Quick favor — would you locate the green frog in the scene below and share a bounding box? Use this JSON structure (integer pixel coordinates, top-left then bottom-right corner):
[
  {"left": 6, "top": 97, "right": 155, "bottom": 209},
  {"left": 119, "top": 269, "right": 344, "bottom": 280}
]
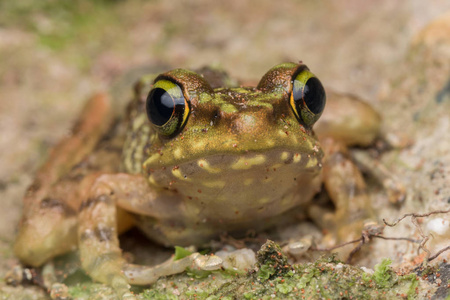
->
[{"left": 13, "top": 63, "right": 382, "bottom": 299}]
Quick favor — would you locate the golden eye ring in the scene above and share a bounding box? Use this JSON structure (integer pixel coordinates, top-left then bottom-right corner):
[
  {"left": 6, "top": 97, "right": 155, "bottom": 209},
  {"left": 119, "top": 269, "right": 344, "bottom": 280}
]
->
[
  {"left": 146, "top": 79, "right": 190, "bottom": 137},
  {"left": 289, "top": 68, "right": 326, "bottom": 127}
]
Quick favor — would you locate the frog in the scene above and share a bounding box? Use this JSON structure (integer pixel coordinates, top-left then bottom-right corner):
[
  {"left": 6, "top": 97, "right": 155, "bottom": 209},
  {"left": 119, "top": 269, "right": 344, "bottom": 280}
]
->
[{"left": 13, "top": 62, "right": 384, "bottom": 299}]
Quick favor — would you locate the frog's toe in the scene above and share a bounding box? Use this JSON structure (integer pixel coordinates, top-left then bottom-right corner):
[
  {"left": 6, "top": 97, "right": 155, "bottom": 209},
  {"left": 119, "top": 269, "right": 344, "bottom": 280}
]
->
[
  {"left": 49, "top": 283, "right": 69, "bottom": 300},
  {"left": 110, "top": 275, "right": 134, "bottom": 300},
  {"left": 123, "top": 252, "right": 223, "bottom": 285}
]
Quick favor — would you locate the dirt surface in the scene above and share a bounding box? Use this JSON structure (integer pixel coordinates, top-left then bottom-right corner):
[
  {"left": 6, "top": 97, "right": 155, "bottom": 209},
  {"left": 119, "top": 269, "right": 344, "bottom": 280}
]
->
[{"left": 1, "top": 1, "right": 449, "bottom": 299}]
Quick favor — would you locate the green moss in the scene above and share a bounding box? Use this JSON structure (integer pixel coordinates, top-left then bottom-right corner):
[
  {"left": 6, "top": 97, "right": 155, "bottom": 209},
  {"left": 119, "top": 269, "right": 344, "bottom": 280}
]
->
[
  {"left": 141, "top": 241, "right": 427, "bottom": 299},
  {"left": 257, "top": 264, "right": 276, "bottom": 281},
  {"left": 403, "top": 274, "right": 419, "bottom": 300},
  {"left": 174, "top": 246, "right": 192, "bottom": 260},
  {"left": 142, "top": 289, "right": 179, "bottom": 300},
  {"left": 255, "top": 240, "right": 292, "bottom": 280},
  {"left": 373, "top": 258, "right": 394, "bottom": 288},
  {"left": 276, "top": 282, "right": 293, "bottom": 294},
  {"left": 186, "top": 267, "right": 213, "bottom": 280},
  {"left": 68, "top": 282, "right": 117, "bottom": 299},
  {"left": 417, "top": 264, "right": 439, "bottom": 276}
]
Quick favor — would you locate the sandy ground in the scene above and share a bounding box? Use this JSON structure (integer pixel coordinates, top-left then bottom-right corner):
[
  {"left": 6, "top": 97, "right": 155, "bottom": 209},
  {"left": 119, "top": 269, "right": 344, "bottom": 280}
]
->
[{"left": 0, "top": 0, "right": 449, "bottom": 299}]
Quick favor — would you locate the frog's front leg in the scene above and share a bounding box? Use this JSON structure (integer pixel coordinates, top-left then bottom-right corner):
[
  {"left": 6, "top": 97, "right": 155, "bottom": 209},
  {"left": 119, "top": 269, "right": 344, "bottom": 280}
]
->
[
  {"left": 78, "top": 173, "right": 222, "bottom": 298},
  {"left": 78, "top": 175, "right": 130, "bottom": 298}
]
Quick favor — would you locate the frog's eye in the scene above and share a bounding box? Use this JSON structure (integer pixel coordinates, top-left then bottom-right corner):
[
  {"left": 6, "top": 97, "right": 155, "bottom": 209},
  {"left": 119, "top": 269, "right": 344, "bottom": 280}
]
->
[
  {"left": 289, "top": 68, "right": 326, "bottom": 127},
  {"left": 146, "top": 79, "right": 190, "bottom": 137}
]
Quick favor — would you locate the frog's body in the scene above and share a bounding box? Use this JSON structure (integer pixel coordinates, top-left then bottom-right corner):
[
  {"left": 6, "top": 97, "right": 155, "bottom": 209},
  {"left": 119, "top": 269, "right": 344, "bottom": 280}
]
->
[{"left": 14, "top": 63, "right": 381, "bottom": 298}]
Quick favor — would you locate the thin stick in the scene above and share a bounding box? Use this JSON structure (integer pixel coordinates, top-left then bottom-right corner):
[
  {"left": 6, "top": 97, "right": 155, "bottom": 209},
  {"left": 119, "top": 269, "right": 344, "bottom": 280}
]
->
[{"left": 310, "top": 209, "right": 449, "bottom": 264}]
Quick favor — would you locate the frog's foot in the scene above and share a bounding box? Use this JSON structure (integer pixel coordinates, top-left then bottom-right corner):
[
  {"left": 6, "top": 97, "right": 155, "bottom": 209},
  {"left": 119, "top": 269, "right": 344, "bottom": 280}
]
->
[
  {"left": 308, "top": 204, "right": 366, "bottom": 246},
  {"left": 312, "top": 213, "right": 384, "bottom": 262},
  {"left": 338, "top": 221, "right": 385, "bottom": 262},
  {"left": 123, "top": 253, "right": 223, "bottom": 285}
]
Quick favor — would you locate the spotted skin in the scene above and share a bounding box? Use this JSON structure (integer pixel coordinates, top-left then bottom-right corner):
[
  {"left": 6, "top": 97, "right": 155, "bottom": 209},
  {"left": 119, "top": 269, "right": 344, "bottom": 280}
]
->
[{"left": 14, "top": 63, "right": 383, "bottom": 298}]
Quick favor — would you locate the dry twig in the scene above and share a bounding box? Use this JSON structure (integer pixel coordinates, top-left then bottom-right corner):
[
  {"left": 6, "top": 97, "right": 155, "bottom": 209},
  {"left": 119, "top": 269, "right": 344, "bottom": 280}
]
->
[
  {"left": 383, "top": 209, "right": 450, "bottom": 264},
  {"left": 310, "top": 209, "right": 450, "bottom": 264}
]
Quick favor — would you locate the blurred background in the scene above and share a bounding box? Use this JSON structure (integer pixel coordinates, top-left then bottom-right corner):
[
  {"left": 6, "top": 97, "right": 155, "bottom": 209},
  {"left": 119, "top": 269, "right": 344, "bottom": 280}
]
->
[{"left": 1, "top": 0, "right": 450, "bottom": 298}]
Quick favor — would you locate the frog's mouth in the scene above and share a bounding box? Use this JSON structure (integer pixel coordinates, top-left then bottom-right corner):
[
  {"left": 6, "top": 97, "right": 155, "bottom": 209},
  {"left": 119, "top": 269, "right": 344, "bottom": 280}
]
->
[{"left": 145, "top": 148, "right": 323, "bottom": 192}]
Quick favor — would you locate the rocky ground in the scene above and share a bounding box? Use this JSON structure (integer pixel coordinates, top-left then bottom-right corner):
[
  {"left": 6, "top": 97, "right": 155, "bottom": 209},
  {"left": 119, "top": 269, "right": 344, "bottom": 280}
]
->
[{"left": 0, "top": 1, "right": 449, "bottom": 299}]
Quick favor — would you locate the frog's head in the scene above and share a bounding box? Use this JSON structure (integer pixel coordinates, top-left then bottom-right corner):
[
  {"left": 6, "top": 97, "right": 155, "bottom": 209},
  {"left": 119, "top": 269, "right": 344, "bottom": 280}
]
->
[{"left": 124, "top": 63, "right": 326, "bottom": 207}]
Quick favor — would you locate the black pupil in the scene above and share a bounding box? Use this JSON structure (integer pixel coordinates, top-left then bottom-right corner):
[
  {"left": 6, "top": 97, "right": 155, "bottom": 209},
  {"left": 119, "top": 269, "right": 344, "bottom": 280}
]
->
[
  {"left": 302, "top": 77, "right": 325, "bottom": 114},
  {"left": 294, "top": 77, "right": 326, "bottom": 115},
  {"left": 146, "top": 87, "right": 178, "bottom": 126}
]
